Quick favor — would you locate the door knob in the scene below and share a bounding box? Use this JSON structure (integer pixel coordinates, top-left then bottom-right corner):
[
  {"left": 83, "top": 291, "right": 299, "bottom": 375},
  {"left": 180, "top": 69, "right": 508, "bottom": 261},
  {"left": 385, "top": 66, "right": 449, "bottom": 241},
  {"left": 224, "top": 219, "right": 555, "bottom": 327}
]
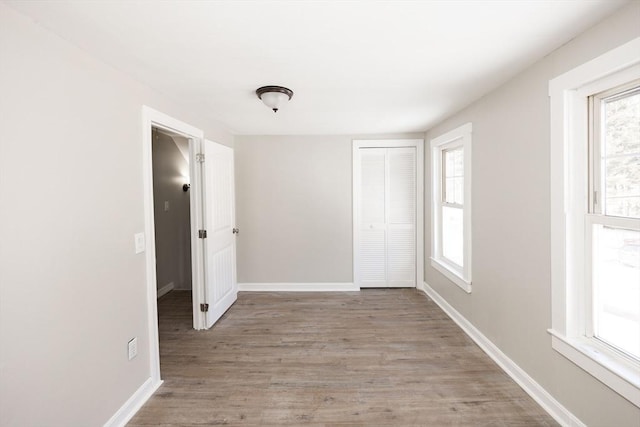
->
[{"left": 232, "top": 228, "right": 240, "bottom": 234}]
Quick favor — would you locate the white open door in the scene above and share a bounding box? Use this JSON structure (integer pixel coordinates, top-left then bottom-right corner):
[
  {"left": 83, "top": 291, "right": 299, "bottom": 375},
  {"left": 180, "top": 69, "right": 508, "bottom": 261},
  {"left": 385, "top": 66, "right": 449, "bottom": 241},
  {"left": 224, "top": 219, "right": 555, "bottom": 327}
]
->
[{"left": 201, "top": 139, "right": 238, "bottom": 328}]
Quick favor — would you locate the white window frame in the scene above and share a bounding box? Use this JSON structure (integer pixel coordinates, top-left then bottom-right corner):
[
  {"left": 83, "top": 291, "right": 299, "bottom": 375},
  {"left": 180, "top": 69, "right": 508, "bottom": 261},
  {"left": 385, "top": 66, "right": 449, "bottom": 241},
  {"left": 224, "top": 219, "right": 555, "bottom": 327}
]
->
[
  {"left": 587, "top": 81, "right": 640, "bottom": 352},
  {"left": 549, "top": 37, "right": 640, "bottom": 407},
  {"left": 430, "top": 123, "right": 472, "bottom": 293}
]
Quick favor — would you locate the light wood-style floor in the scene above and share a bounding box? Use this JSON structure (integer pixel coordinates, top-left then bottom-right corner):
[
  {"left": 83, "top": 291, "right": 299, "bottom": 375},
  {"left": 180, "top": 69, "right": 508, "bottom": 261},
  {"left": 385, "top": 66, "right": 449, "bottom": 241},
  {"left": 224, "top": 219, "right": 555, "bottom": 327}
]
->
[{"left": 128, "top": 289, "right": 558, "bottom": 426}]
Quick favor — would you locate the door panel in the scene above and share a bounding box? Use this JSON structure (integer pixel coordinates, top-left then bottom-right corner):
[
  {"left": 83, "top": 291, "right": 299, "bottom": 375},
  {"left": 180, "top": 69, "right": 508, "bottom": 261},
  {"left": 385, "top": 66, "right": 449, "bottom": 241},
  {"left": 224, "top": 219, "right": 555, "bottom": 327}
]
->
[
  {"left": 361, "top": 149, "right": 386, "bottom": 225},
  {"left": 359, "top": 149, "right": 387, "bottom": 286},
  {"left": 388, "top": 148, "right": 416, "bottom": 287},
  {"left": 388, "top": 226, "right": 415, "bottom": 286},
  {"left": 389, "top": 149, "right": 416, "bottom": 225},
  {"left": 360, "top": 228, "right": 387, "bottom": 286},
  {"left": 212, "top": 247, "right": 233, "bottom": 298},
  {"left": 202, "top": 140, "right": 237, "bottom": 328}
]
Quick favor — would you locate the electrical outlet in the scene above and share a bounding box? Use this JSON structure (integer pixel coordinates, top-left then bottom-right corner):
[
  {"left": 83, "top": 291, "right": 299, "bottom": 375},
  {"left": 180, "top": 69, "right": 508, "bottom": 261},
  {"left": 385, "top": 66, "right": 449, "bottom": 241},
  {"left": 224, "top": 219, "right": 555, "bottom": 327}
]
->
[{"left": 128, "top": 337, "right": 138, "bottom": 360}]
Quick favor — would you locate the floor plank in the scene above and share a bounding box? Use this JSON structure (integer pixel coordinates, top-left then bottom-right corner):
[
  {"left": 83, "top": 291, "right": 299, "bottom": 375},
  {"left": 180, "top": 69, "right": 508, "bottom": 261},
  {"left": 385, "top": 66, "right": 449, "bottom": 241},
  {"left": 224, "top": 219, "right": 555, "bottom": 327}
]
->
[{"left": 128, "top": 289, "right": 557, "bottom": 426}]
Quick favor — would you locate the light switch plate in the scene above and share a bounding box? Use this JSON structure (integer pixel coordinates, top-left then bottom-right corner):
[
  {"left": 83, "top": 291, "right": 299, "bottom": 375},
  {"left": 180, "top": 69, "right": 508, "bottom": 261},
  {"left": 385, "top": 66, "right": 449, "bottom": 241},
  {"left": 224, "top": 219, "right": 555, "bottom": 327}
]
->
[
  {"left": 128, "top": 337, "right": 138, "bottom": 360},
  {"left": 164, "top": 201, "right": 170, "bottom": 212},
  {"left": 134, "top": 233, "right": 145, "bottom": 254}
]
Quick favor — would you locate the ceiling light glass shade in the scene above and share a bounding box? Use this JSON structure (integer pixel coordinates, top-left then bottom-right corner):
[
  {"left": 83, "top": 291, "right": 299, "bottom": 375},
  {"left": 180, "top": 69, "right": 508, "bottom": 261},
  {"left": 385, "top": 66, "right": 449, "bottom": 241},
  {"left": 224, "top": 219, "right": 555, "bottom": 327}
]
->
[
  {"left": 260, "top": 91, "right": 289, "bottom": 111},
  {"left": 256, "top": 86, "right": 293, "bottom": 112}
]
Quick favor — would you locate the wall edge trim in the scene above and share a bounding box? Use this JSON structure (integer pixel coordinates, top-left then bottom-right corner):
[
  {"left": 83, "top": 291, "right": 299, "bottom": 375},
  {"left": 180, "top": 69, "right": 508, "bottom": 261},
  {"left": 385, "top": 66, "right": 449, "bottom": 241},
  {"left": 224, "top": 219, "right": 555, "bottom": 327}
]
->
[{"left": 418, "top": 281, "right": 586, "bottom": 427}]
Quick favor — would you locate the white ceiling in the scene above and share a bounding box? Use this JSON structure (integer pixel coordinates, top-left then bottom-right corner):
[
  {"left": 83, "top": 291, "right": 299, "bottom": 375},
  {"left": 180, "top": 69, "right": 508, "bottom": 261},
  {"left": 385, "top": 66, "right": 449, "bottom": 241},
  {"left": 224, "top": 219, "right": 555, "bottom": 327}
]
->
[{"left": 6, "top": 0, "right": 628, "bottom": 135}]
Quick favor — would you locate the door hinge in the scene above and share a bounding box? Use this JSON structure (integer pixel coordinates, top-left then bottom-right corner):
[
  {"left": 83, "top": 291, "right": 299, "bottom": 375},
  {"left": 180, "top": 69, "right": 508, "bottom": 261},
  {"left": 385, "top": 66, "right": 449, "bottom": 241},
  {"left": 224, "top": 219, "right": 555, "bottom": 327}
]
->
[
  {"left": 200, "top": 303, "right": 209, "bottom": 312},
  {"left": 196, "top": 153, "right": 205, "bottom": 163},
  {"left": 198, "top": 229, "right": 207, "bottom": 239}
]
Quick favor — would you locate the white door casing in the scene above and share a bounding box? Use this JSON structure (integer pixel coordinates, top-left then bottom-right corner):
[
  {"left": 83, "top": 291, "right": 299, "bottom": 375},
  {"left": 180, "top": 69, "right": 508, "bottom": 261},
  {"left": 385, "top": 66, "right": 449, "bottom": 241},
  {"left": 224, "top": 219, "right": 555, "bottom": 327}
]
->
[
  {"left": 353, "top": 140, "right": 424, "bottom": 288},
  {"left": 142, "top": 106, "right": 205, "bottom": 385},
  {"left": 202, "top": 139, "right": 238, "bottom": 328}
]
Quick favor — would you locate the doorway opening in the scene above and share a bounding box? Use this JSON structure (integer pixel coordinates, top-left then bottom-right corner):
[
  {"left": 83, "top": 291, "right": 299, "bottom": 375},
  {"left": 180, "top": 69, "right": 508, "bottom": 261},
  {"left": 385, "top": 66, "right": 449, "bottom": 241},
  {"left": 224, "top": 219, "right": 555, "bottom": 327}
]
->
[
  {"left": 151, "top": 127, "right": 194, "bottom": 337},
  {"left": 142, "top": 106, "right": 239, "bottom": 387},
  {"left": 142, "top": 106, "right": 206, "bottom": 386}
]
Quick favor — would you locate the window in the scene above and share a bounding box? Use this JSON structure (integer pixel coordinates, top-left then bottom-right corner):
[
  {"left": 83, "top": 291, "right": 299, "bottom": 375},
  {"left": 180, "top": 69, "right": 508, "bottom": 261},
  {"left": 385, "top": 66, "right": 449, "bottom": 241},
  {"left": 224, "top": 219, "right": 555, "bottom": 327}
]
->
[
  {"left": 430, "top": 123, "right": 472, "bottom": 292},
  {"left": 589, "top": 82, "right": 640, "bottom": 361},
  {"left": 549, "top": 37, "right": 640, "bottom": 407}
]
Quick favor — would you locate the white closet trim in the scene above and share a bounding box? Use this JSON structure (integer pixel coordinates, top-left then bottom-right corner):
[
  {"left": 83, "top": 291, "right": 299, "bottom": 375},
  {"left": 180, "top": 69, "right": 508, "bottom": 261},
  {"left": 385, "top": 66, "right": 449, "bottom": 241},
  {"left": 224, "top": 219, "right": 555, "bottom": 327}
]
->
[{"left": 352, "top": 139, "right": 424, "bottom": 289}]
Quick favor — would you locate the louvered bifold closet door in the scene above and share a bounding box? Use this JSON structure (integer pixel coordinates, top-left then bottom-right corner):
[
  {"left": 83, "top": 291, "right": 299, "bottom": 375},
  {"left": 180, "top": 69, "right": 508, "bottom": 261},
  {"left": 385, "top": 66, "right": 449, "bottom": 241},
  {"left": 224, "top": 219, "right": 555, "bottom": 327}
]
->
[
  {"left": 359, "top": 148, "right": 387, "bottom": 286},
  {"left": 358, "top": 147, "right": 416, "bottom": 288},
  {"left": 387, "top": 147, "right": 416, "bottom": 286}
]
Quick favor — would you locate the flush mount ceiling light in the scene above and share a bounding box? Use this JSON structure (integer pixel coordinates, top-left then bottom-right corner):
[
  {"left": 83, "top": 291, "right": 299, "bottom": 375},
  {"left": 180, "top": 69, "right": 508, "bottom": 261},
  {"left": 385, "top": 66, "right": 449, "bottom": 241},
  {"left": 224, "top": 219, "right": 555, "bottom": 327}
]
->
[{"left": 256, "top": 85, "right": 293, "bottom": 112}]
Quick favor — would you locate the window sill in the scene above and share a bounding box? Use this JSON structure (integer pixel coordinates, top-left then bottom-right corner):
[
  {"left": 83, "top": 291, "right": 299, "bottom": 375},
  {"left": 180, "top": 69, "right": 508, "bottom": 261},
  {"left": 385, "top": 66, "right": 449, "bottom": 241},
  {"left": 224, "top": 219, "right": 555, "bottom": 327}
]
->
[
  {"left": 548, "top": 329, "right": 640, "bottom": 407},
  {"left": 430, "top": 257, "right": 471, "bottom": 293}
]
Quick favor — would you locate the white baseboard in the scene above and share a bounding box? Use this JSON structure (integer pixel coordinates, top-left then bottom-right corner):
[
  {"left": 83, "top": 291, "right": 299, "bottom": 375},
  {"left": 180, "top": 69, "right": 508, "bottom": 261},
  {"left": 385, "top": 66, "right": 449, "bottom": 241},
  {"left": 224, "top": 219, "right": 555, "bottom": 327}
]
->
[
  {"left": 157, "top": 282, "right": 174, "bottom": 299},
  {"left": 238, "top": 282, "right": 359, "bottom": 292},
  {"left": 420, "top": 281, "right": 585, "bottom": 427},
  {"left": 103, "top": 377, "right": 162, "bottom": 427}
]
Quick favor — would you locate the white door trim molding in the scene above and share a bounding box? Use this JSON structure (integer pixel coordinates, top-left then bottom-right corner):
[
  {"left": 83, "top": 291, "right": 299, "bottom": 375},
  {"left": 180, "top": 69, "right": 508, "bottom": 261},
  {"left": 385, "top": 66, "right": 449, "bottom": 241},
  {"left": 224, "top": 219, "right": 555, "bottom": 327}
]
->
[
  {"left": 352, "top": 139, "right": 424, "bottom": 289},
  {"left": 238, "top": 282, "right": 360, "bottom": 292},
  {"left": 418, "top": 282, "right": 586, "bottom": 427},
  {"left": 141, "top": 106, "right": 204, "bottom": 386}
]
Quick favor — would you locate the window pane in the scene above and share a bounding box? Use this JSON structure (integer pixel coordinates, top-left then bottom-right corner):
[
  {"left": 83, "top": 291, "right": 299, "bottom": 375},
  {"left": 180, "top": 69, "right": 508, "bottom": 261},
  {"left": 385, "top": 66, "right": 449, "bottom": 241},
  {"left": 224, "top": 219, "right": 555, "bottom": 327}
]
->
[
  {"left": 443, "top": 148, "right": 463, "bottom": 178},
  {"left": 442, "top": 206, "right": 463, "bottom": 267},
  {"left": 454, "top": 177, "right": 463, "bottom": 205},
  {"left": 605, "top": 155, "right": 640, "bottom": 218},
  {"left": 454, "top": 148, "right": 464, "bottom": 176},
  {"left": 605, "top": 196, "right": 640, "bottom": 219},
  {"left": 592, "top": 225, "right": 640, "bottom": 360},
  {"left": 605, "top": 90, "right": 640, "bottom": 156},
  {"left": 444, "top": 177, "right": 464, "bottom": 205},
  {"left": 443, "top": 148, "right": 464, "bottom": 205},
  {"left": 602, "top": 89, "right": 640, "bottom": 218},
  {"left": 445, "top": 178, "right": 456, "bottom": 204},
  {"left": 444, "top": 149, "right": 456, "bottom": 177}
]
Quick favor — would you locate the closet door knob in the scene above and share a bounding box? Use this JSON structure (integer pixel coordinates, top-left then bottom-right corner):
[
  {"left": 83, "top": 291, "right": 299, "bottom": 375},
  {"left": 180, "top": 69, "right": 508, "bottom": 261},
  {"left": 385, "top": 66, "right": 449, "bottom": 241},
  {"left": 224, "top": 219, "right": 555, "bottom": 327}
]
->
[{"left": 232, "top": 228, "right": 240, "bottom": 234}]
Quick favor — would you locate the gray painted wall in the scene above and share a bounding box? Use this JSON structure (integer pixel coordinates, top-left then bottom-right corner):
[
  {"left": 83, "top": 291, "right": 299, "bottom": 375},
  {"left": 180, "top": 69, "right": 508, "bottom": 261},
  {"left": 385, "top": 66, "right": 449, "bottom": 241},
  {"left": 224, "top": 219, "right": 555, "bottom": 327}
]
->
[
  {"left": 152, "top": 131, "right": 192, "bottom": 292},
  {"left": 0, "top": 4, "right": 232, "bottom": 426},
  {"left": 234, "top": 134, "right": 422, "bottom": 284},
  {"left": 423, "top": 3, "right": 640, "bottom": 426}
]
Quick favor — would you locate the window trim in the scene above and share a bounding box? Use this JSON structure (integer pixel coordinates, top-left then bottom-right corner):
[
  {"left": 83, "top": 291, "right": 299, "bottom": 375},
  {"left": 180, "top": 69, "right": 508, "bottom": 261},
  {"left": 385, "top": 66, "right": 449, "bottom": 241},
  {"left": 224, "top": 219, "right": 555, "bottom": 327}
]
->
[
  {"left": 549, "top": 37, "right": 640, "bottom": 407},
  {"left": 430, "top": 123, "right": 472, "bottom": 293}
]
